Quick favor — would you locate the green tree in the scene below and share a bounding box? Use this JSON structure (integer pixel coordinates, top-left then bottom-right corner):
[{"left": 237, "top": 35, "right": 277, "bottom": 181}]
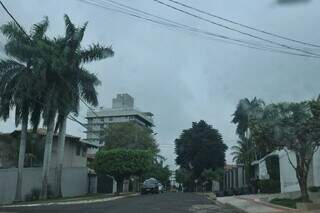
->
[
  {"left": 200, "top": 168, "right": 224, "bottom": 183},
  {"left": 232, "top": 97, "right": 264, "bottom": 139},
  {"left": 52, "top": 15, "right": 114, "bottom": 198},
  {"left": 231, "top": 137, "right": 256, "bottom": 182},
  {"left": 250, "top": 100, "right": 320, "bottom": 202},
  {"left": 231, "top": 137, "right": 255, "bottom": 164},
  {"left": 95, "top": 149, "right": 153, "bottom": 195},
  {"left": 175, "top": 167, "right": 193, "bottom": 191},
  {"left": 104, "top": 122, "right": 158, "bottom": 154},
  {"left": 175, "top": 120, "right": 227, "bottom": 179},
  {"left": 0, "top": 18, "right": 49, "bottom": 201}
]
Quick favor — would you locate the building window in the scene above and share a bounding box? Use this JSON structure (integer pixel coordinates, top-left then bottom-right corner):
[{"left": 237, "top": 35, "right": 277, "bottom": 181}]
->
[
  {"left": 82, "top": 146, "right": 87, "bottom": 157},
  {"left": 109, "top": 117, "right": 113, "bottom": 121},
  {"left": 76, "top": 144, "right": 81, "bottom": 156}
]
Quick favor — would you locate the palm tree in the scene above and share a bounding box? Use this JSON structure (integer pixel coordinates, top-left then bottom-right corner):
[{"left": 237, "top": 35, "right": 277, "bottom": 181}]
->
[
  {"left": 50, "top": 15, "right": 114, "bottom": 197},
  {"left": 0, "top": 18, "right": 48, "bottom": 201},
  {"left": 231, "top": 137, "right": 256, "bottom": 183},
  {"left": 232, "top": 97, "right": 264, "bottom": 139},
  {"left": 231, "top": 137, "right": 255, "bottom": 164}
]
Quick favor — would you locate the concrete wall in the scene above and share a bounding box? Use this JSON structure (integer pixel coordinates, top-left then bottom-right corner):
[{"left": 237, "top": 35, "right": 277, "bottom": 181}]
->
[
  {"left": 0, "top": 167, "right": 88, "bottom": 205},
  {"left": 312, "top": 149, "right": 320, "bottom": 187},
  {"left": 237, "top": 166, "right": 245, "bottom": 188},
  {"left": 278, "top": 149, "right": 320, "bottom": 193},
  {"left": 279, "top": 150, "right": 299, "bottom": 193}
]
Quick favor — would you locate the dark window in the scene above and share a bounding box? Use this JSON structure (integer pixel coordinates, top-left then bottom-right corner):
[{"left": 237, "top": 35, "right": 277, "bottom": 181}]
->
[
  {"left": 82, "top": 146, "right": 87, "bottom": 157},
  {"left": 109, "top": 117, "right": 113, "bottom": 121},
  {"left": 76, "top": 144, "right": 81, "bottom": 156}
]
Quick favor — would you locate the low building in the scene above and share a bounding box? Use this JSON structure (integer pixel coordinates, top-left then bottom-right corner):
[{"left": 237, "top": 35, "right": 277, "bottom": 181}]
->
[
  {"left": 0, "top": 129, "right": 97, "bottom": 205},
  {"left": 0, "top": 129, "right": 94, "bottom": 169}
]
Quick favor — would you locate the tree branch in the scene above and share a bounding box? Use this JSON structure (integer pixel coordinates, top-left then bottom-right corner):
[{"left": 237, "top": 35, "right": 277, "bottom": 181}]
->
[{"left": 284, "top": 148, "right": 297, "bottom": 170}]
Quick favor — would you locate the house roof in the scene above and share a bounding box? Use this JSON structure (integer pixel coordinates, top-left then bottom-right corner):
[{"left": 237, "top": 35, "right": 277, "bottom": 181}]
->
[
  {"left": 251, "top": 150, "right": 280, "bottom": 166},
  {"left": 0, "top": 129, "right": 98, "bottom": 148}
]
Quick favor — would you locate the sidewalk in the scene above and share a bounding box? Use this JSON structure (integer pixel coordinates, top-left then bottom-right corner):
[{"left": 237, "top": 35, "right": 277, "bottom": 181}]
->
[
  {"left": 217, "top": 195, "right": 296, "bottom": 213},
  {"left": 215, "top": 194, "right": 320, "bottom": 213}
]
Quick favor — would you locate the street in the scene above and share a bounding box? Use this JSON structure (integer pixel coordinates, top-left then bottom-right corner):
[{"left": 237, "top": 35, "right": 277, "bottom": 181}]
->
[{"left": 0, "top": 193, "right": 238, "bottom": 213}]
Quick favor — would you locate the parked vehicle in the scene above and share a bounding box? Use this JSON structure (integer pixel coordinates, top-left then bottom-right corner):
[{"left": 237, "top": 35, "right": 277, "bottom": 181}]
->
[{"left": 141, "top": 178, "right": 160, "bottom": 194}]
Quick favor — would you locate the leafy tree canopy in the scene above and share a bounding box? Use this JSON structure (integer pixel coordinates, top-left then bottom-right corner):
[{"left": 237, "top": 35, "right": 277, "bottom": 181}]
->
[
  {"left": 248, "top": 99, "right": 320, "bottom": 201},
  {"left": 231, "top": 97, "right": 264, "bottom": 139},
  {"left": 175, "top": 167, "right": 192, "bottom": 185},
  {"left": 94, "top": 149, "right": 153, "bottom": 183},
  {"left": 103, "top": 122, "right": 159, "bottom": 154},
  {"left": 200, "top": 168, "right": 224, "bottom": 183},
  {"left": 175, "top": 120, "right": 227, "bottom": 178}
]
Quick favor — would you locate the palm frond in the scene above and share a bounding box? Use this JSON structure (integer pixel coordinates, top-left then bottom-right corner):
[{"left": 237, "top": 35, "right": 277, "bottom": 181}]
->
[
  {"left": 78, "top": 67, "right": 100, "bottom": 107},
  {"left": 80, "top": 44, "right": 114, "bottom": 63},
  {"left": 75, "top": 21, "right": 88, "bottom": 43},
  {"left": 64, "top": 15, "right": 76, "bottom": 40},
  {"left": 0, "top": 21, "right": 29, "bottom": 43},
  {"left": 31, "top": 16, "right": 49, "bottom": 40}
]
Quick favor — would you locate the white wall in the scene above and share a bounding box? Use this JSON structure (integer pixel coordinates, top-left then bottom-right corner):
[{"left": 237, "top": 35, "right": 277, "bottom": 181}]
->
[
  {"left": 312, "top": 149, "right": 320, "bottom": 187},
  {"left": 278, "top": 149, "right": 320, "bottom": 193},
  {"left": 49, "top": 140, "right": 87, "bottom": 168},
  {"left": 0, "top": 167, "right": 88, "bottom": 205},
  {"left": 279, "top": 149, "right": 300, "bottom": 193}
]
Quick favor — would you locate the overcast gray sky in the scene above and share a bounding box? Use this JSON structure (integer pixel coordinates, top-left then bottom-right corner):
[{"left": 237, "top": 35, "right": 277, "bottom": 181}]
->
[{"left": 1, "top": 0, "right": 320, "bottom": 169}]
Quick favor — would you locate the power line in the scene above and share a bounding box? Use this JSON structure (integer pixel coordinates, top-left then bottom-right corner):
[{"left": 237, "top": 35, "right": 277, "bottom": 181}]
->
[
  {"left": 0, "top": 1, "right": 30, "bottom": 39},
  {"left": 152, "top": 0, "right": 320, "bottom": 57},
  {"left": 166, "top": 0, "right": 320, "bottom": 49},
  {"left": 99, "top": 0, "right": 320, "bottom": 58},
  {"left": 78, "top": 0, "right": 319, "bottom": 58},
  {"left": 101, "top": 0, "right": 287, "bottom": 50}
]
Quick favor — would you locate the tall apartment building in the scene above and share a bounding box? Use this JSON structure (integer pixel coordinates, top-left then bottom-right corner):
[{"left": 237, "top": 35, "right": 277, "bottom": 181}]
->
[{"left": 85, "top": 94, "right": 154, "bottom": 148}]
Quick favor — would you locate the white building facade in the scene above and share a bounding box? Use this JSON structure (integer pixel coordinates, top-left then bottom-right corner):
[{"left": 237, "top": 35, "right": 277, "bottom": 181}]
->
[
  {"left": 85, "top": 94, "right": 154, "bottom": 150},
  {"left": 252, "top": 148, "right": 320, "bottom": 193}
]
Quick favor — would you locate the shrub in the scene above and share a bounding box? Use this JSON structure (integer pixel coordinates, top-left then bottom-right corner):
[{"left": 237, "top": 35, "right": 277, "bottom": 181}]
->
[
  {"left": 266, "top": 156, "right": 280, "bottom": 180},
  {"left": 258, "top": 179, "right": 280, "bottom": 193},
  {"left": 308, "top": 186, "right": 320, "bottom": 192},
  {"left": 270, "top": 198, "right": 297, "bottom": 209},
  {"left": 25, "top": 188, "right": 41, "bottom": 201},
  {"left": 47, "top": 184, "right": 55, "bottom": 199}
]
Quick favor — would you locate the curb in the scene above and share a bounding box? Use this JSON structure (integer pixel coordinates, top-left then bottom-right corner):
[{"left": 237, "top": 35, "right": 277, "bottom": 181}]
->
[
  {"left": 2, "top": 193, "right": 139, "bottom": 208},
  {"left": 213, "top": 198, "right": 247, "bottom": 213},
  {"left": 201, "top": 193, "right": 247, "bottom": 213},
  {"left": 238, "top": 197, "right": 296, "bottom": 211},
  {"left": 214, "top": 196, "right": 299, "bottom": 213}
]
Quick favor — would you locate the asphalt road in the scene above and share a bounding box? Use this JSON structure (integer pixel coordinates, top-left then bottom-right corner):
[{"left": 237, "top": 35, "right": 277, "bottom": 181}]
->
[{"left": 0, "top": 193, "right": 238, "bottom": 213}]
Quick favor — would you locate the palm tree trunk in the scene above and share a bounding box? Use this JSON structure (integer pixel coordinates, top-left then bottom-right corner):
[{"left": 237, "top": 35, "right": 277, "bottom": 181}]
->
[
  {"left": 56, "top": 116, "right": 67, "bottom": 198},
  {"left": 14, "top": 111, "right": 28, "bottom": 202},
  {"left": 40, "top": 117, "right": 55, "bottom": 199}
]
